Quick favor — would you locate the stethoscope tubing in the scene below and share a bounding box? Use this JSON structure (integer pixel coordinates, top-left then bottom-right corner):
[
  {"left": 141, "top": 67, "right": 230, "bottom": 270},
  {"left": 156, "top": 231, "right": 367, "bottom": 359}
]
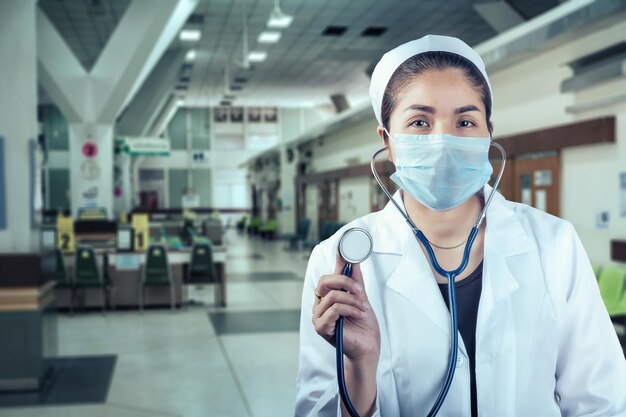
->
[{"left": 335, "top": 141, "right": 506, "bottom": 417}]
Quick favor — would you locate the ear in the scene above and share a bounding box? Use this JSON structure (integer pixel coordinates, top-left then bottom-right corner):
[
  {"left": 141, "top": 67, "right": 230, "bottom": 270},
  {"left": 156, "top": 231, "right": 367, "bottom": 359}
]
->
[
  {"left": 376, "top": 125, "right": 388, "bottom": 146},
  {"left": 488, "top": 120, "right": 495, "bottom": 136},
  {"left": 376, "top": 125, "right": 394, "bottom": 163}
]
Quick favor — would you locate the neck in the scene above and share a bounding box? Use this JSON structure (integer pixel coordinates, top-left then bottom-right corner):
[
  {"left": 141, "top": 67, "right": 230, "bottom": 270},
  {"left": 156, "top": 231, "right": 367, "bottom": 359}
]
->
[{"left": 402, "top": 191, "right": 483, "bottom": 245}]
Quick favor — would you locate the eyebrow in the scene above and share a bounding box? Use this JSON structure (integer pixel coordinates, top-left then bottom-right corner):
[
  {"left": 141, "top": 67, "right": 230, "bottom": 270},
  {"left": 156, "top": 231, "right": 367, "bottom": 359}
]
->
[
  {"left": 455, "top": 105, "right": 481, "bottom": 114},
  {"left": 403, "top": 104, "right": 482, "bottom": 114}
]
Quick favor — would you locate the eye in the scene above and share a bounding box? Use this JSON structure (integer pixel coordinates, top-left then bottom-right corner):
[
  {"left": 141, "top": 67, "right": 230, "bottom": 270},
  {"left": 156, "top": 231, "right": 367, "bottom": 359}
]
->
[
  {"left": 458, "top": 120, "right": 476, "bottom": 128},
  {"left": 409, "top": 119, "right": 429, "bottom": 128}
]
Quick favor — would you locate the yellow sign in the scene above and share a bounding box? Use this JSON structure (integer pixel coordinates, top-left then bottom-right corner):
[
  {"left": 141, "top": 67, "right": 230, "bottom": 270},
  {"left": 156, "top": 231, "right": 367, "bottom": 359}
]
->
[
  {"left": 132, "top": 214, "right": 149, "bottom": 252},
  {"left": 56, "top": 216, "right": 75, "bottom": 253}
]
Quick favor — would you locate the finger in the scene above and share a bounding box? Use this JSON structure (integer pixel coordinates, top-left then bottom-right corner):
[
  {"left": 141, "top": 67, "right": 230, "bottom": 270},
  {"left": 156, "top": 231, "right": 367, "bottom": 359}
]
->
[
  {"left": 334, "top": 252, "right": 366, "bottom": 292},
  {"left": 334, "top": 251, "right": 347, "bottom": 275},
  {"left": 314, "top": 304, "right": 365, "bottom": 337},
  {"left": 316, "top": 274, "right": 363, "bottom": 298},
  {"left": 318, "top": 290, "right": 369, "bottom": 314}
]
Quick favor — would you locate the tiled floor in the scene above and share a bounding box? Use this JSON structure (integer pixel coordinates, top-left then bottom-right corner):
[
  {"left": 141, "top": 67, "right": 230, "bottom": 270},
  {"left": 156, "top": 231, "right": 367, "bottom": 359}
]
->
[{"left": 0, "top": 230, "right": 310, "bottom": 417}]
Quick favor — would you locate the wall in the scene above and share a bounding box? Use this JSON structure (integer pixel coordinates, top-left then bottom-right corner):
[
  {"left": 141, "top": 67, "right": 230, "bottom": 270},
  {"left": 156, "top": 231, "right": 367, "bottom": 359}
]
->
[
  {"left": 338, "top": 177, "right": 371, "bottom": 224},
  {"left": 488, "top": 18, "right": 626, "bottom": 265}
]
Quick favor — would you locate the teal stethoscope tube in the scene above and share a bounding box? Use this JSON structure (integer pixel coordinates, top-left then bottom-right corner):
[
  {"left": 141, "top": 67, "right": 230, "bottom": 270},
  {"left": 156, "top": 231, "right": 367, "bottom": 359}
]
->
[{"left": 334, "top": 142, "right": 506, "bottom": 417}]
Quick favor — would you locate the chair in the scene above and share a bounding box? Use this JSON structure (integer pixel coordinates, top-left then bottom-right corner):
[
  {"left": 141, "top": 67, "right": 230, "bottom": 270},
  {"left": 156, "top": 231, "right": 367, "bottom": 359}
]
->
[
  {"left": 185, "top": 243, "right": 225, "bottom": 307},
  {"left": 74, "top": 246, "right": 106, "bottom": 312},
  {"left": 139, "top": 245, "right": 175, "bottom": 312},
  {"left": 247, "top": 217, "right": 261, "bottom": 235},
  {"left": 54, "top": 248, "right": 74, "bottom": 314},
  {"left": 259, "top": 219, "right": 277, "bottom": 239},
  {"left": 283, "top": 218, "right": 310, "bottom": 249},
  {"left": 236, "top": 216, "right": 247, "bottom": 233},
  {"left": 598, "top": 266, "right": 626, "bottom": 316}
]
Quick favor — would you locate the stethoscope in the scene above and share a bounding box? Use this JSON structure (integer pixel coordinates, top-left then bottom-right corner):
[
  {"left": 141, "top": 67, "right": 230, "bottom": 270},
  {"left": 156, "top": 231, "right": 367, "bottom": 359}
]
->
[{"left": 335, "top": 141, "right": 506, "bottom": 417}]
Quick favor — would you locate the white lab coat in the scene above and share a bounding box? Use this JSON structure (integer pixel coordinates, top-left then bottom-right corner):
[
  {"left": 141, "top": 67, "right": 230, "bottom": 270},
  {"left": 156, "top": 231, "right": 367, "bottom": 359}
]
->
[{"left": 295, "top": 186, "right": 626, "bottom": 417}]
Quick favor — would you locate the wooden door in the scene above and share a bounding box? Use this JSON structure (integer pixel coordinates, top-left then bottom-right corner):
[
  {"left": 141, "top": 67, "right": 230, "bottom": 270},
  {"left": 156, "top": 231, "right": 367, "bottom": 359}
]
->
[
  {"left": 513, "top": 153, "right": 560, "bottom": 217},
  {"left": 318, "top": 180, "right": 338, "bottom": 239}
]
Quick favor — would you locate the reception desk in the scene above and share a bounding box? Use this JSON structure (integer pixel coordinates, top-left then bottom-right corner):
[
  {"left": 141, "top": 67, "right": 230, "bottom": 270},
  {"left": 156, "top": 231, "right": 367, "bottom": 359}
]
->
[
  {"left": 55, "top": 246, "right": 227, "bottom": 309},
  {"left": 0, "top": 253, "right": 57, "bottom": 392}
]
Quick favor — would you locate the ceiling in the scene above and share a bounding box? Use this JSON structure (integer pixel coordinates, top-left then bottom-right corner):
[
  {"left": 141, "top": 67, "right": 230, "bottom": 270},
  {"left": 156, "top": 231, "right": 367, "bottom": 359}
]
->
[{"left": 40, "top": 0, "right": 563, "bottom": 110}]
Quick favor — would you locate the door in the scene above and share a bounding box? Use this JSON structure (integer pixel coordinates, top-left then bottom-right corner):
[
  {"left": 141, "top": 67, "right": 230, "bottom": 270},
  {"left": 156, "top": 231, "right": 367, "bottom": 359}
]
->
[{"left": 513, "top": 152, "right": 560, "bottom": 216}]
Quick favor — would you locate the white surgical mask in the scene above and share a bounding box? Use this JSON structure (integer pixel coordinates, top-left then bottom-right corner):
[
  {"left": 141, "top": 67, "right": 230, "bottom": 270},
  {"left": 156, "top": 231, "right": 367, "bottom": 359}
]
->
[{"left": 387, "top": 132, "right": 493, "bottom": 211}]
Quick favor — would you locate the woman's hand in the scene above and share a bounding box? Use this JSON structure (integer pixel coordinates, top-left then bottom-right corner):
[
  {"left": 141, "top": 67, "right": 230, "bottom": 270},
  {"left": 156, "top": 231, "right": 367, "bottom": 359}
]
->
[{"left": 312, "top": 254, "right": 381, "bottom": 363}]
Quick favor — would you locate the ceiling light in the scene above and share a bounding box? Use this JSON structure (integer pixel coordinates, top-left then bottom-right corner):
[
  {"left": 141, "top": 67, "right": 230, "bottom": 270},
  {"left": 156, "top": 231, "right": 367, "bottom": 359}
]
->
[
  {"left": 185, "top": 49, "right": 197, "bottom": 61},
  {"left": 179, "top": 29, "right": 201, "bottom": 42},
  {"left": 176, "top": 98, "right": 185, "bottom": 106},
  {"left": 267, "top": 2, "right": 293, "bottom": 29},
  {"left": 258, "top": 31, "right": 282, "bottom": 43},
  {"left": 247, "top": 51, "right": 267, "bottom": 62}
]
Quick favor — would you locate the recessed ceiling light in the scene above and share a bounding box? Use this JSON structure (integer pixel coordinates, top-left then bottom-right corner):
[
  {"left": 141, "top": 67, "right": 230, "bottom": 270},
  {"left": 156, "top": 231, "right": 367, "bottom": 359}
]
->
[
  {"left": 247, "top": 51, "right": 268, "bottom": 62},
  {"left": 185, "top": 49, "right": 197, "bottom": 61},
  {"left": 267, "top": 11, "right": 293, "bottom": 28},
  {"left": 179, "top": 29, "right": 201, "bottom": 42},
  {"left": 258, "top": 31, "right": 282, "bottom": 43}
]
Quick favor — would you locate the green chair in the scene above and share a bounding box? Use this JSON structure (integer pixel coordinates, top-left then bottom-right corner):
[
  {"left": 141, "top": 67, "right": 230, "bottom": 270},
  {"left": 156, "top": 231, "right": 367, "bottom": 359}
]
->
[
  {"left": 54, "top": 248, "right": 74, "bottom": 314},
  {"left": 247, "top": 217, "right": 261, "bottom": 235},
  {"left": 259, "top": 219, "right": 277, "bottom": 239},
  {"left": 186, "top": 243, "right": 225, "bottom": 307},
  {"left": 74, "top": 245, "right": 106, "bottom": 312},
  {"left": 598, "top": 266, "right": 626, "bottom": 316},
  {"left": 139, "top": 245, "right": 175, "bottom": 312}
]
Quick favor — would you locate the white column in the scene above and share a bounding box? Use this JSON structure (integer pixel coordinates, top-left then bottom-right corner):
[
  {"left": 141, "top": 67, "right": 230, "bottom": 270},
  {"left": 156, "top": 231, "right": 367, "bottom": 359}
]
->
[
  {"left": 0, "top": 0, "right": 38, "bottom": 251},
  {"left": 37, "top": 0, "right": 197, "bottom": 217}
]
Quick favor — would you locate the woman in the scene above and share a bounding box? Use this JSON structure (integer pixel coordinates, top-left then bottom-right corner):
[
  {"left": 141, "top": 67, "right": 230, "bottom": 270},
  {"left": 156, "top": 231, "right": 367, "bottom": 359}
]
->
[{"left": 295, "top": 35, "right": 626, "bottom": 417}]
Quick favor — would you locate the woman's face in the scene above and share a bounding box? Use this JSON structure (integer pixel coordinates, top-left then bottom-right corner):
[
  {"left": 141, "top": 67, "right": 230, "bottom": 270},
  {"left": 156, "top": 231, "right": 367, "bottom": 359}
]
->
[{"left": 377, "top": 68, "right": 491, "bottom": 163}]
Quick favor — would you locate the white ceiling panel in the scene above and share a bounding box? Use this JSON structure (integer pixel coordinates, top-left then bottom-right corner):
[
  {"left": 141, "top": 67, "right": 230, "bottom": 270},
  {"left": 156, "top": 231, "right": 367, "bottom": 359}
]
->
[{"left": 40, "top": 0, "right": 563, "bottom": 109}]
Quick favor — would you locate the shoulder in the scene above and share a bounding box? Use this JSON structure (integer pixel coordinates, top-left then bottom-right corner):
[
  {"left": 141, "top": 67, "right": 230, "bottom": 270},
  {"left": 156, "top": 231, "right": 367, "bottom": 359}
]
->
[{"left": 503, "top": 198, "right": 577, "bottom": 246}]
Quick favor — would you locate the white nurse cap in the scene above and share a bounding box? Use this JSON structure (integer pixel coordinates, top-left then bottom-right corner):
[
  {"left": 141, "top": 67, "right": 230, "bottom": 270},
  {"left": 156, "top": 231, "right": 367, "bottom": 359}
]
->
[{"left": 369, "top": 34, "right": 492, "bottom": 126}]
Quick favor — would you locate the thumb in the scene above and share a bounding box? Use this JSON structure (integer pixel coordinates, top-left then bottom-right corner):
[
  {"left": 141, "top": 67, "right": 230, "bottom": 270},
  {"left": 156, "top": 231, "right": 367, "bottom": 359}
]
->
[{"left": 334, "top": 252, "right": 366, "bottom": 293}]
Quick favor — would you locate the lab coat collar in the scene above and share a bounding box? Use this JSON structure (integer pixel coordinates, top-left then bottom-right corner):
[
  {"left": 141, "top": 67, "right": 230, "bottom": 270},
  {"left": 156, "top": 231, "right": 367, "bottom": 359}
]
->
[
  {"left": 371, "top": 190, "right": 411, "bottom": 255},
  {"left": 374, "top": 185, "right": 533, "bottom": 336},
  {"left": 372, "top": 185, "right": 532, "bottom": 258}
]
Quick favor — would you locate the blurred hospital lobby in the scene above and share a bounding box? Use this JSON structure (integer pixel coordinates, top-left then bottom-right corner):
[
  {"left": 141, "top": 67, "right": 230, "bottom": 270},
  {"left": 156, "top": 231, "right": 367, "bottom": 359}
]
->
[{"left": 0, "top": 0, "right": 625, "bottom": 416}]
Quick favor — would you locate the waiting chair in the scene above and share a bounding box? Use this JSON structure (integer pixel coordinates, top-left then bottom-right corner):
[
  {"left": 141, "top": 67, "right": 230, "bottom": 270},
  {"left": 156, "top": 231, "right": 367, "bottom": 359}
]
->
[
  {"left": 74, "top": 246, "right": 106, "bottom": 312},
  {"left": 139, "top": 245, "right": 175, "bottom": 312},
  {"left": 259, "top": 219, "right": 277, "bottom": 239},
  {"left": 54, "top": 248, "right": 74, "bottom": 314},
  {"left": 598, "top": 265, "right": 626, "bottom": 316},
  {"left": 185, "top": 243, "right": 225, "bottom": 307},
  {"left": 283, "top": 218, "right": 311, "bottom": 249},
  {"left": 247, "top": 217, "right": 261, "bottom": 235}
]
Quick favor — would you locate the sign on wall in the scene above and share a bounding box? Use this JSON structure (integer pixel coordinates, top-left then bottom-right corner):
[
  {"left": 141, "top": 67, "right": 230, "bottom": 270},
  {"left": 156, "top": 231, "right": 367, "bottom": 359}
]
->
[{"left": 190, "top": 151, "right": 211, "bottom": 168}]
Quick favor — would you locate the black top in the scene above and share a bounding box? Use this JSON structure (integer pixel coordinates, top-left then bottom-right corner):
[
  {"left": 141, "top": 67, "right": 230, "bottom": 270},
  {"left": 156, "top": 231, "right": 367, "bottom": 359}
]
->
[{"left": 437, "top": 261, "right": 483, "bottom": 417}]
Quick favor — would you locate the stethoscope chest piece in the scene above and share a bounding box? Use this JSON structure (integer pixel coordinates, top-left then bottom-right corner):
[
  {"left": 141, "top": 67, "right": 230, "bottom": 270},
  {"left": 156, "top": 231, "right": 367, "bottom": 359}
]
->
[{"left": 338, "top": 227, "right": 373, "bottom": 264}]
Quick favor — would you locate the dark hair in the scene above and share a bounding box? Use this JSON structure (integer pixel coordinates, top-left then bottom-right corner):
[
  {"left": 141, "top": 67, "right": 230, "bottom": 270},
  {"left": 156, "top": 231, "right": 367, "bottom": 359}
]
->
[{"left": 381, "top": 51, "right": 492, "bottom": 135}]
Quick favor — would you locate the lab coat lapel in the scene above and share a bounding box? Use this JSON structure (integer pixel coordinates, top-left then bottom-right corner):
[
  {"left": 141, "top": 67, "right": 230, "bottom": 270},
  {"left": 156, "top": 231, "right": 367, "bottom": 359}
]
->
[
  {"left": 386, "top": 237, "right": 451, "bottom": 336},
  {"left": 479, "top": 185, "right": 531, "bottom": 338},
  {"left": 373, "top": 191, "right": 451, "bottom": 335}
]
